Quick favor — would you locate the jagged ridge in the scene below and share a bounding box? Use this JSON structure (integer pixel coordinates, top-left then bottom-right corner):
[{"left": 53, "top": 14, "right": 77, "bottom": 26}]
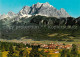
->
[{"left": 0, "top": 2, "right": 70, "bottom": 19}]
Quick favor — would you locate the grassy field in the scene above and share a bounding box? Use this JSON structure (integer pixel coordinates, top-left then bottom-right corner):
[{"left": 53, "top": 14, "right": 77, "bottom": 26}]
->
[{"left": 1, "top": 39, "right": 80, "bottom": 44}]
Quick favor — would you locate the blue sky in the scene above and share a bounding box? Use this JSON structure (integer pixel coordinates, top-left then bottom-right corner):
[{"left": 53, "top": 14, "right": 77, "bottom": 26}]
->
[{"left": 0, "top": 0, "right": 80, "bottom": 17}]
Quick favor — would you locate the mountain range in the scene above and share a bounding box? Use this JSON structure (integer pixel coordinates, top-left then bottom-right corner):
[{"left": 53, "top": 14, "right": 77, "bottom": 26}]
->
[{"left": 0, "top": 2, "right": 70, "bottom": 19}]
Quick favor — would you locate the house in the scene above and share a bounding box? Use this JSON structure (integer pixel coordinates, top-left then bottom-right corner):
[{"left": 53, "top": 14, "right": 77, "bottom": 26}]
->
[
  {"left": 54, "top": 51, "right": 59, "bottom": 53},
  {"left": 41, "top": 44, "right": 48, "bottom": 49},
  {"left": 44, "top": 51, "right": 49, "bottom": 53},
  {"left": 48, "top": 44, "right": 56, "bottom": 49}
]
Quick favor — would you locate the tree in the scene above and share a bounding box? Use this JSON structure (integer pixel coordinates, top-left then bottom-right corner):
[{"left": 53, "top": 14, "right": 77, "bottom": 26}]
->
[
  {"left": 71, "top": 44, "right": 78, "bottom": 57},
  {"left": 7, "top": 45, "right": 14, "bottom": 57},
  {"left": 60, "top": 49, "right": 67, "bottom": 57},
  {"left": 1, "top": 42, "right": 5, "bottom": 51},
  {"left": 15, "top": 43, "right": 26, "bottom": 51},
  {"left": 29, "top": 45, "right": 40, "bottom": 57},
  {"left": 1, "top": 45, "right": 5, "bottom": 52},
  {"left": 19, "top": 50, "right": 24, "bottom": 57},
  {"left": 66, "top": 49, "right": 71, "bottom": 57},
  {"left": 60, "top": 49, "right": 70, "bottom": 57},
  {"left": 23, "top": 49, "right": 29, "bottom": 57},
  {"left": 40, "top": 49, "right": 48, "bottom": 57},
  {"left": 19, "top": 49, "right": 29, "bottom": 57}
]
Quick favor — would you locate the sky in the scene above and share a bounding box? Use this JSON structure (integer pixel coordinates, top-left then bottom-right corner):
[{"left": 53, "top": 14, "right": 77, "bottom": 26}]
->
[{"left": 0, "top": 0, "right": 80, "bottom": 17}]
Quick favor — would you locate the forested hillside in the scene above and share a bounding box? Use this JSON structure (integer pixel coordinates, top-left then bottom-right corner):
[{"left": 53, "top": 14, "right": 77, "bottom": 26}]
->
[{"left": 0, "top": 15, "right": 80, "bottom": 41}]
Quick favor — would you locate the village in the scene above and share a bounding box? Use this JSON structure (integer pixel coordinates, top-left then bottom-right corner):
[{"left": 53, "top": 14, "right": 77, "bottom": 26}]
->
[
  {"left": 22, "top": 42, "right": 72, "bottom": 54},
  {"left": 1, "top": 41, "right": 80, "bottom": 57}
]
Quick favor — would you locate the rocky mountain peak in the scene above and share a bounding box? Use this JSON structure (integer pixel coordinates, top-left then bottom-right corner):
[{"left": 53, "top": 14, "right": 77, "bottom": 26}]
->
[
  {"left": 59, "top": 8, "right": 70, "bottom": 17},
  {"left": 7, "top": 11, "right": 15, "bottom": 16},
  {"left": 43, "top": 2, "right": 49, "bottom": 5},
  {"left": 60, "top": 8, "right": 66, "bottom": 12},
  {"left": 18, "top": 6, "right": 31, "bottom": 16},
  {"left": 0, "top": 14, "right": 8, "bottom": 19},
  {"left": 23, "top": 6, "right": 30, "bottom": 9},
  {"left": 42, "top": 3, "right": 53, "bottom": 8},
  {"left": 0, "top": 2, "right": 71, "bottom": 19},
  {"left": 31, "top": 2, "right": 42, "bottom": 9},
  {"left": 18, "top": 2, "right": 70, "bottom": 18},
  {"left": 35, "top": 2, "right": 42, "bottom": 8}
]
